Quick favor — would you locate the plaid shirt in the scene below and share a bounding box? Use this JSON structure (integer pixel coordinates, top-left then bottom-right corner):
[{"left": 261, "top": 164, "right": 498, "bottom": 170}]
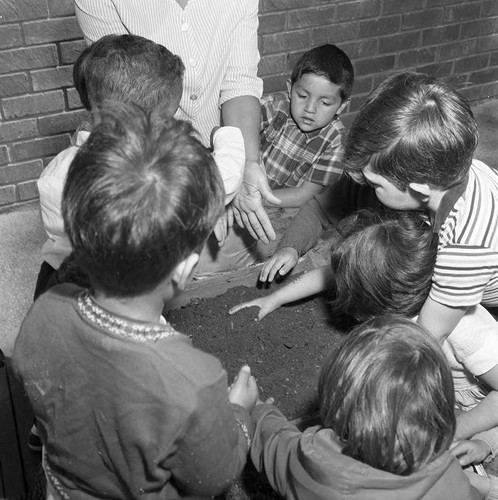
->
[{"left": 260, "top": 92, "right": 346, "bottom": 189}]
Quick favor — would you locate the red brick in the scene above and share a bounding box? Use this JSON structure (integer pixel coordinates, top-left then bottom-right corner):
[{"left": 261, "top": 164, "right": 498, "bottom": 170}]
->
[
  {"left": 18, "top": 180, "right": 39, "bottom": 201},
  {"left": 258, "top": 54, "right": 287, "bottom": 77},
  {"left": 262, "top": 31, "right": 310, "bottom": 55},
  {"left": 9, "top": 134, "right": 70, "bottom": 162},
  {"left": 310, "top": 22, "right": 359, "bottom": 45},
  {"left": 483, "top": 0, "right": 498, "bottom": 16},
  {"left": 38, "top": 109, "right": 89, "bottom": 136},
  {"left": 354, "top": 55, "right": 396, "bottom": 77},
  {"left": 444, "top": 74, "right": 469, "bottom": 90},
  {"left": 416, "top": 61, "right": 453, "bottom": 78},
  {"left": 0, "top": 45, "right": 58, "bottom": 75},
  {"left": 455, "top": 55, "right": 490, "bottom": 75},
  {"left": 66, "top": 87, "right": 84, "bottom": 109},
  {"left": 459, "top": 85, "right": 485, "bottom": 103},
  {"left": 476, "top": 35, "right": 498, "bottom": 53},
  {"left": 480, "top": 81, "right": 498, "bottom": 100},
  {"left": 398, "top": 47, "right": 436, "bottom": 69},
  {"left": 0, "top": 160, "right": 43, "bottom": 185},
  {"left": 422, "top": 25, "right": 460, "bottom": 46},
  {"left": 337, "top": 0, "right": 380, "bottom": 21},
  {"left": 59, "top": 39, "right": 86, "bottom": 65},
  {"left": 262, "top": 74, "right": 287, "bottom": 94},
  {"left": 32, "top": 66, "right": 73, "bottom": 91},
  {"left": 0, "top": 146, "right": 9, "bottom": 165},
  {"left": 491, "top": 52, "right": 498, "bottom": 66},
  {"left": 48, "top": 0, "right": 75, "bottom": 17},
  {"left": 0, "top": 185, "right": 17, "bottom": 206},
  {"left": 0, "top": 0, "right": 48, "bottom": 23},
  {"left": 340, "top": 39, "right": 377, "bottom": 59},
  {"left": 444, "top": 3, "right": 481, "bottom": 23},
  {"left": 359, "top": 16, "right": 400, "bottom": 38},
  {"left": 3, "top": 91, "right": 65, "bottom": 119},
  {"left": 438, "top": 39, "right": 478, "bottom": 61},
  {"left": 0, "top": 118, "right": 38, "bottom": 142},
  {"left": 382, "top": 0, "right": 424, "bottom": 15},
  {"left": 262, "top": 0, "right": 307, "bottom": 13},
  {"left": 0, "top": 73, "right": 29, "bottom": 97},
  {"left": 258, "top": 13, "right": 286, "bottom": 35},
  {"left": 0, "top": 24, "right": 22, "bottom": 49},
  {"left": 288, "top": 7, "right": 336, "bottom": 30},
  {"left": 378, "top": 32, "right": 421, "bottom": 54},
  {"left": 24, "top": 18, "right": 82, "bottom": 45},
  {"left": 470, "top": 67, "right": 498, "bottom": 85},
  {"left": 461, "top": 18, "right": 498, "bottom": 39},
  {"left": 351, "top": 76, "right": 373, "bottom": 95},
  {"left": 402, "top": 9, "right": 444, "bottom": 30}
]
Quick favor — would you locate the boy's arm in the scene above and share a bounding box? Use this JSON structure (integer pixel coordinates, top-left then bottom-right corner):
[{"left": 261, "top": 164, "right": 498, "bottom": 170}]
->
[
  {"left": 211, "top": 127, "right": 245, "bottom": 205},
  {"left": 266, "top": 181, "right": 326, "bottom": 208},
  {"left": 417, "top": 297, "right": 468, "bottom": 343}
]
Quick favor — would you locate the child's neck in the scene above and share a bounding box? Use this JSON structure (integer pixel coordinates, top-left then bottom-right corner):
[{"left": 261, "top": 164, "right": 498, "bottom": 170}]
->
[{"left": 92, "top": 289, "right": 168, "bottom": 325}]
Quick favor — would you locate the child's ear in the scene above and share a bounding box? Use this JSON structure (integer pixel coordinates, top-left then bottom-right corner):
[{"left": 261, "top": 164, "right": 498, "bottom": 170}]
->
[
  {"left": 286, "top": 79, "right": 292, "bottom": 97},
  {"left": 408, "top": 182, "right": 431, "bottom": 203},
  {"left": 337, "top": 98, "right": 350, "bottom": 115},
  {"left": 171, "top": 253, "right": 200, "bottom": 292}
]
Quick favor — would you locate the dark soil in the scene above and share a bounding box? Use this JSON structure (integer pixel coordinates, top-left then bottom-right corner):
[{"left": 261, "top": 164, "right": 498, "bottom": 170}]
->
[{"left": 166, "top": 283, "right": 345, "bottom": 420}]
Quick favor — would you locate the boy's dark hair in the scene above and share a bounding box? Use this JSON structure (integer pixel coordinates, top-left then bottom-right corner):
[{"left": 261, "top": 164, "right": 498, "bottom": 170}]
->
[
  {"left": 319, "top": 315, "right": 455, "bottom": 475},
  {"left": 329, "top": 210, "right": 437, "bottom": 322},
  {"left": 62, "top": 102, "right": 223, "bottom": 298},
  {"left": 290, "top": 44, "right": 354, "bottom": 101},
  {"left": 73, "top": 34, "right": 184, "bottom": 113},
  {"left": 343, "top": 72, "right": 478, "bottom": 190}
]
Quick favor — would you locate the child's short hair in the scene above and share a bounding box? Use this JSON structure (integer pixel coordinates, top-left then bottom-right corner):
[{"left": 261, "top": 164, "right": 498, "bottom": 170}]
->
[
  {"left": 73, "top": 34, "right": 184, "bottom": 114},
  {"left": 330, "top": 210, "right": 437, "bottom": 321},
  {"left": 290, "top": 44, "right": 354, "bottom": 101},
  {"left": 62, "top": 102, "right": 223, "bottom": 298},
  {"left": 319, "top": 315, "right": 455, "bottom": 475},
  {"left": 343, "top": 72, "right": 478, "bottom": 190}
]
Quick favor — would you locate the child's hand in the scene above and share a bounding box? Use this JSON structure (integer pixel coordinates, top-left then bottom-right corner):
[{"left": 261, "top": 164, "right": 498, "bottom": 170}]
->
[
  {"left": 229, "top": 295, "right": 280, "bottom": 320},
  {"left": 450, "top": 439, "right": 491, "bottom": 466},
  {"left": 259, "top": 247, "right": 299, "bottom": 282},
  {"left": 228, "top": 365, "right": 259, "bottom": 413}
]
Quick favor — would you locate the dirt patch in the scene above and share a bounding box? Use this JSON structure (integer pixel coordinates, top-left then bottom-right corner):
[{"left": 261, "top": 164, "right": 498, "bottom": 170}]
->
[{"left": 166, "top": 282, "right": 345, "bottom": 420}]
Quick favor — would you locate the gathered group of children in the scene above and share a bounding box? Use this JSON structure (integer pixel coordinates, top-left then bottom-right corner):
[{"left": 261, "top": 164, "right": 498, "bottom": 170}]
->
[{"left": 11, "top": 30, "right": 498, "bottom": 500}]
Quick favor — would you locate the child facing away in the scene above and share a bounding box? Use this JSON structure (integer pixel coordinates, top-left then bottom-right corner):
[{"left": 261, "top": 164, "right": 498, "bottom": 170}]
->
[
  {"left": 258, "top": 71, "right": 498, "bottom": 344},
  {"left": 13, "top": 103, "right": 258, "bottom": 499},
  {"left": 231, "top": 210, "right": 498, "bottom": 499},
  {"left": 260, "top": 43, "right": 353, "bottom": 208},
  {"left": 246, "top": 315, "right": 482, "bottom": 499},
  {"left": 35, "top": 33, "right": 246, "bottom": 299}
]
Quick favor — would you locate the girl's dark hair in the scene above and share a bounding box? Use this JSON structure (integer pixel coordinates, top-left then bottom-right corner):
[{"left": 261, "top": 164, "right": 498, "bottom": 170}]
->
[
  {"left": 329, "top": 210, "right": 437, "bottom": 321},
  {"left": 62, "top": 102, "right": 223, "bottom": 298},
  {"left": 73, "top": 34, "right": 184, "bottom": 113},
  {"left": 343, "top": 72, "right": 478, "bottom": 190},
  {"left": 291, "top": 44, "right": 354, "bottom": 100},
  {"left": 319, "top": 315, "right": 456, "bottom": 475}
]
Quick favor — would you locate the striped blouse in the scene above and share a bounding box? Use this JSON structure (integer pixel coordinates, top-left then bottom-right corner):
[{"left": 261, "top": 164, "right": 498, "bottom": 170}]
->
[
  {"left": 431, "top": 159, "right": 498, "bottom": 308},
  {"left": 74, "top": 0, "right": 263, "bottom": 146}
]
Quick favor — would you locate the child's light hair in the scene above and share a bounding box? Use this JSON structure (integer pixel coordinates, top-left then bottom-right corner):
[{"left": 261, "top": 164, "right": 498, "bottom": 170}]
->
[
  {"left": 343, "top": 72, "right": 478, "bottom": 190},
  {"left": 73, "top": 34, "right": 185, "bottom": 114},
  {"left": 319, "top": 315, "right": 455, "bottom": 475},
  {"left": 62, "top": 102, "right": 223, "bottom": 298}
]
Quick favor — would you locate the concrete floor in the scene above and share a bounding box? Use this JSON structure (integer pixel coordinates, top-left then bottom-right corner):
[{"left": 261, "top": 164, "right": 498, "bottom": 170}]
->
[{"left": 1, "top": 99, "right": 497, "bottom": 356}]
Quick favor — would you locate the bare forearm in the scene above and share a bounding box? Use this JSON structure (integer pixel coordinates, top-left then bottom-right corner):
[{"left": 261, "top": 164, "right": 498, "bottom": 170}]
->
[
  {"left": 456, "top": 392, "right": 498, "bottom": 439},
  {"left": 266, "top": 185, "right": 325, "bottom": 209},
  {"left": 221, "top": 96, "right": 261, "bottom": 163}
]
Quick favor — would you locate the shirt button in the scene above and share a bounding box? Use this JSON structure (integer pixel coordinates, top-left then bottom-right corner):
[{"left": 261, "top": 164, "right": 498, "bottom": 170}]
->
[
  {"left": 181, "top": 22, "right": 189, "bottom": 31},
  {"left": 190, "top": 94, "right": 198, "bottom": 101},
  {"left": 189, "top": 58, "right": 197, "bottom": 67}
]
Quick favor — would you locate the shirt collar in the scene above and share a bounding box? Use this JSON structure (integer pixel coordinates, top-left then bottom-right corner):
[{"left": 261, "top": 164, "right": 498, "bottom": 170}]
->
[{"left": 431, "top": 174, "right": 469, "bottom": 233}]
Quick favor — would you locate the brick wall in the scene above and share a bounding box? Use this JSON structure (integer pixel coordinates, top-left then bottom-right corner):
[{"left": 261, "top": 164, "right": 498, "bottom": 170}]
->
[{"left": 1, "top": 0, "right": 497, "bottom": 210}]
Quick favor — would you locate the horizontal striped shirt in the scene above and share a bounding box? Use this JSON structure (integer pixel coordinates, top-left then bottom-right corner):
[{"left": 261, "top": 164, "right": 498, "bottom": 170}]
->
[
  {"left": 74, "top": 0, "right": 263, "bottom": 146},
  {"left": 431, "top": 159, "right": 498, "bottom": 307},
  {"left": 260, "top": 92, "right": 345, "bottom": 189}
]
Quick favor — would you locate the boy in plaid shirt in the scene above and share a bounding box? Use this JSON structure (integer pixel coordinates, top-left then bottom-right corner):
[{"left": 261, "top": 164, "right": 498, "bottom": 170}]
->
[{"left": 261, "top": 44, "right": 354, "bottom": 208}]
